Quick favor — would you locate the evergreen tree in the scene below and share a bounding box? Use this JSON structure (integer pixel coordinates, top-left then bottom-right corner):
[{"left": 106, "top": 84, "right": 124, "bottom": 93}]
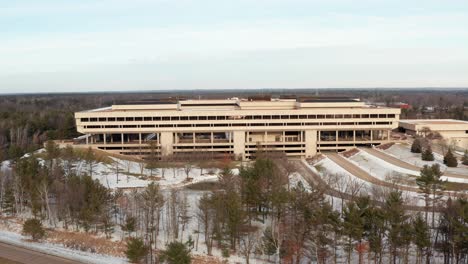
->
[
  {"left": 125, "top": 237, "right": 148, "bottom": 263},
  {"left": 159, "top": 241, "right": 191, "bottom": 264},
  {"left": 384, "top": 191, "right": 408, "bottom": 264},
  {"left": 417, "top": 164, "right": 445, "bottom": 228},
  {"left": 421, "top": 145, "right": 434, "bottom": 161},
  {"left": 22, "top": 218, "right": 45, "bottom": 241},
  {"left": 2, "top": 184, "right": 16, "bottom": 215},
  {"left": 462, "top": 150, "right": 468, "bottom": 165},
  {"left": 412, "top": 214, "right": 430, "bottom": 264},
  {"left": 411, "top": 138, "right": 423, "bottom": 153},
  {"left": 444, "top": 148, "right": 458, "bottom": 167},
  {"left": 342, "top": 197, "right": 368, "bottom": 264}
]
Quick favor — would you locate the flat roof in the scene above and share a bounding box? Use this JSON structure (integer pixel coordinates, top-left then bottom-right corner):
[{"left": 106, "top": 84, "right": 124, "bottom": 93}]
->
[{"left": 400, "top": 119, "right": 468, "bottom": 125}]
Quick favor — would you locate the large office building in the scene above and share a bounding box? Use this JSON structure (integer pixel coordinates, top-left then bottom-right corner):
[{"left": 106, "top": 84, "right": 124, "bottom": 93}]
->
[
  {"left": 399, "top": 119, "right": 468, "bottom": 148},
  {"left": 74, "top": 97, "right": 401, "bottom": 160}
]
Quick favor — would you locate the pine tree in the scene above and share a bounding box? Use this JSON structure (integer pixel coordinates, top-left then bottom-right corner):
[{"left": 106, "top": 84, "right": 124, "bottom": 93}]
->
[
  {"left": 2, "top": 184, "right": 16, "bottom": 215},
  {"left": 125, "top": 237, "right": 148, "bottom": 263},
  {"left": 421, "top": 146, "right": 434, "bottom": 161},
  {"left": 22, "top": 218, "right": 45, "bottom": 241},
  {"left": 159, "top": 241, "right": 191, "bottom": 264},
  {"left": 412, "top": 214, "right": 430, "bottom": 264},
  {"left": 411, "top": 138, "right": 423, "bottom": 153},
  {"left": 462, "top": 150, "right": 468, "bottom": 165},
  {"left": 444, "top": 149, "right": 458, "bottom": 167},
  {"left": 384, "top": 191, "right": 408, "bottom": 264}
]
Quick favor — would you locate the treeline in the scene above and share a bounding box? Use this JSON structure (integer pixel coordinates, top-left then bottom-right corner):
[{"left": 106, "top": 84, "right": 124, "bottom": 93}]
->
[
  {"left": 1, "top": 89, "right": 467, "bottom": 160},
  {"left": 1, "top": 143, "right": 467, "bottom": 264}
]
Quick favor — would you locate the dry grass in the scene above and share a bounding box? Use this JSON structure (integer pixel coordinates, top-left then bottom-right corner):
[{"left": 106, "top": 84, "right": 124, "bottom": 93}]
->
[
  {"left": 341, "top": 148, "right": 360, "bottom": 158},
  {"left": 47, "top": 230, "right": 126, "bottom": 257},
  {"left": 376, "top": 142, "right": 395, "bottom": 150}
]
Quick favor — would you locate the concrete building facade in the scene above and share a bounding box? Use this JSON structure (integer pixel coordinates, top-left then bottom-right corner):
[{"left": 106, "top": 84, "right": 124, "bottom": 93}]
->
[
  {"left": 74, "top": 97, "right": 401, "bottom": 160},
  {"left": 399, "top": 119, "right": 468, "bottom": 149}
]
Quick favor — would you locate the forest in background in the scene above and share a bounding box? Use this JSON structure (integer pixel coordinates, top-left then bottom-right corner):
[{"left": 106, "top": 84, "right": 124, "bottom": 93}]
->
[{"left": 1, "top": 88, "right": 467, "bottom": 161}]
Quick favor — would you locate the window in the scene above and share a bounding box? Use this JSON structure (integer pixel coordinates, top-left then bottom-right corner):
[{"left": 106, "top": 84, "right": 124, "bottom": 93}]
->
[
  {"left": 108, "top": 117, "right": 116, "bottom": 121},
  {"left": 117, "top": 117, "right": 125, "bottom": 121},
  {"left": 171, "top": 116, "right": 180, "bottom": 121},
  {"left": 135, "top": 117, "right": 143, "bottom": 121},
  {"left": 153, "top": 116, "right": 161, "bottom": 121},
  {"left": 98, "top": 118, "right": 106, "bottom": 122},
  {"left": 90, "top": 118, "right": 98, "bottom": 122},
  {"left": 162, "top": 117, "right": 170, "bottom": 121},
  {"left": 180, "top": 116, "right": 188, "bottom": 120},
  {"left": 144, "top": 117, "right": 152, "bottom": 121},
  {"left": 125, "top": 117, "right": 134, "bottom": 121},
  {"left": 308, "top": 115, "right": 316, "bottom": 119},
  {"left": 81, "top": 118, "right": 89, "bottom": 122},
  {"left": 335, "top": 114, "right": 343, "bottom": 119},
  {"left": 199, "top": 116, "right": 207, "bottom": 120},
  {"left": 123, "top": 125, "right": 137, "bottom": 128}
]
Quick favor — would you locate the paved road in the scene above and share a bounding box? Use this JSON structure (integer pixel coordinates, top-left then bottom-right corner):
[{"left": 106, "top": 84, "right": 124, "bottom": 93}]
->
[
  {"left": 362, "top": 148, "right": 468, "bottom": 179},
  {"left": 0, "top": 242, "right": 83, "bottom": 264},
  {"left": 291, "top": 159, "right": 430, "bottom": 212},
  {"left": 326, "top": 152, "right": 421, "bottom": 193}
]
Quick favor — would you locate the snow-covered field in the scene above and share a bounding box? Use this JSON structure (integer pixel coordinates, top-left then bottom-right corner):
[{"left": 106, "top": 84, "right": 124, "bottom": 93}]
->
[{"left": 383, "top": 143, "right": 468, "bottom": 175}]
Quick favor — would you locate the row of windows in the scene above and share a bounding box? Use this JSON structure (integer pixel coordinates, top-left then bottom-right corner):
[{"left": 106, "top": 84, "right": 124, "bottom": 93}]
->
[
  {"left": 84, "top": 121, "right": 392, "bottom": 129},
  {"left": 81, "top": 113, "right": 396, "bottom": 122}
]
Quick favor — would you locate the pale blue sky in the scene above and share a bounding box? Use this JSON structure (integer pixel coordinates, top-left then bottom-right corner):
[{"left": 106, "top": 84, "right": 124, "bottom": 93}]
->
[{"left": 1, "top": 0, "right": 467, "bottom": 93}]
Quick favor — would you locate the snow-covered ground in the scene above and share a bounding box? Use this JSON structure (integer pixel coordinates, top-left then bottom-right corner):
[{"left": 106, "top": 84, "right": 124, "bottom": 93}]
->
[
  {"left": 351, "top": 149, "right": 468, "bottom": 184},
  {"left": 70, "top": 157, "right": 224, "bottom": 190},
  {"left": 309, "top": 157, "right": 371, "bottom": 194},
  {"left": 383, "top": 143, "right": 468, "bottom": 175}
]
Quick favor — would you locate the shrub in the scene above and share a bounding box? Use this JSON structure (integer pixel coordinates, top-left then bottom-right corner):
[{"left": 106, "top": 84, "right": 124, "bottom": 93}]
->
[
  {"left": 411, "top": 138, "right": 423, "bottom": 153},
  {"left": 159, "top": 241, "right": 191, "bottom": 264},
  {"left": 444, "top": 149, "right": 458, "bottom": 167},
  {"left": 125, "top": 237, "right": 148, "bottom": 263},
  {"left": 22, "top": 219, "right": 45, "bottom": 241},
  {"left": 421, "top": 146, "right": 434, "bottom": 161}
]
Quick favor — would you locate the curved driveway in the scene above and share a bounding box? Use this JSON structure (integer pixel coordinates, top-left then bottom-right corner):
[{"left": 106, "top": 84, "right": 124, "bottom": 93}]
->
[{"left": 362, "top": 148, "right": 468, "bottom": 179}]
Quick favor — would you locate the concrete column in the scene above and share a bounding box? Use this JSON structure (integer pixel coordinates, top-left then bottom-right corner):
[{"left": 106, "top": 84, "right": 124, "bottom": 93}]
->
[
  {"left": 387, "top": 130, "right": 391, "bottom": 141},
  {"left": 193, "top": 132, "right": 195, "bottom": 143},
  {"left": 139, "top": 133, "right": 142, "bottom": 145},
  {"left": 336, "top": 130, "right": 339, "bottom": 142},
  {"left": 370, "top": 130, "right": 373, "bottom": 141},
  {"left": 304, "top": 130, "right": 317, "bottom": 158},
  {"left": 86, "top": 134, "right": 89, "bottom": 145},
  {"left": 104, "top": 134, "right": 106, "bottom": 145},
  {"left": 233, "top": 130, "right": 246, "bottom": 160},
  {"left": 211, "top": 132, "right": 214, "bottom": 143},
  {"left": 160, "top": 132, "right": 174, "bottom": 155},
  {"left": 353, "top": 130, "right": 356, "bottom": 142}
]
